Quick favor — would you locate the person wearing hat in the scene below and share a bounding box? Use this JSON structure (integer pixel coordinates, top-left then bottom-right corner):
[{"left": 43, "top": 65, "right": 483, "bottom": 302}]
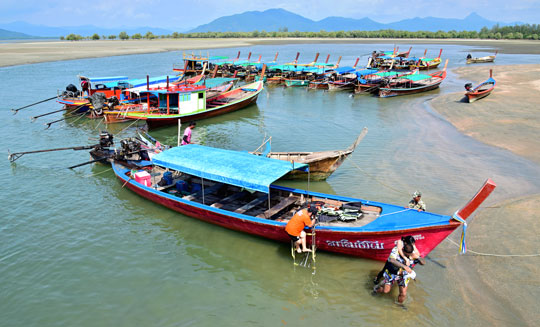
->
[
  {"left": 408, "top": 191, "right": 426, "bottom": 211},
  {"left": 285, "top": 205, "right": 318, "bottom": 253},
  {"left": 181, "top": 121, "right": 196, "bottom": 145}
]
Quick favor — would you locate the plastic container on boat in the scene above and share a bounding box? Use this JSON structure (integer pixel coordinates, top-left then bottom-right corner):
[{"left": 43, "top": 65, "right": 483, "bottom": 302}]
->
[{"left": 134, "top": 171, "right": 152, "bottom": 187}]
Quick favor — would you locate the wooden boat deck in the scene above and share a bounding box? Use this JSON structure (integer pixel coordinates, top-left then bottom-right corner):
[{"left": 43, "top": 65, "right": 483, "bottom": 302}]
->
[{"left": 139, "top": 167, "right": 381, "bottom": 227}]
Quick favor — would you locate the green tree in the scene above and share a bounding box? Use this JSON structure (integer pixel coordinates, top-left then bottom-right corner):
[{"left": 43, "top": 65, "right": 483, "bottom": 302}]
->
[
  {"left": 60, "top": 36, "right": 65, "bottom": 40},
  {"left": 132, "top": 33, "right": 142, "bottom": 40},
  {"left": 91, "top": 33, "right": 100, "bottom": 40},
  {"left": 108, "top": 35, "right": 116, "bottom": 40},
  {"left": 118, "top": 31, "right": 129, "bottom": 40},
  {"left": 144, "top": 31, "right": 156, "bottom": 39},
  {"left": 66, "top": 33, "right": 83, "bottom": 41}
]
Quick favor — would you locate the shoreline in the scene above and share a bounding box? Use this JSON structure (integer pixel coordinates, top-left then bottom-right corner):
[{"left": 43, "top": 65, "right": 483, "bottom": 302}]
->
[{"left": 1, "top": 38, "right": 540, "bottom": 67}]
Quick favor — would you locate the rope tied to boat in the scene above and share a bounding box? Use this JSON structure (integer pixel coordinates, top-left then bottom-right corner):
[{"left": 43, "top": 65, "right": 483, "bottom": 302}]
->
[{"left": 452, "top": 211, "right": 467, "bottom": 254}]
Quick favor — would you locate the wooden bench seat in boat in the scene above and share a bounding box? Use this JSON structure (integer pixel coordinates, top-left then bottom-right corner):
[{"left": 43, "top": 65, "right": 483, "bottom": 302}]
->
[
  {"left": 234, "top": 195, "right": 268, "bottom": 214},
  {"left": 256, "top": 196, "right": 300, "bottom": 219},
  {"left": 182, "top": 183, "right": 224, "bottom": 201},
  {"left": 211, "top": 191, "right": 249, "bottom": 209}
]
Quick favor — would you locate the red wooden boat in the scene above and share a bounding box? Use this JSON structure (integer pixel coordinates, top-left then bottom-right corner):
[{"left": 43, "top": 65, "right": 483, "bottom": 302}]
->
[
  {"left": 465, "top": 69, "right": 496, "bottom": 103},
  {"left": 112, "top": 144, "right": 496, "bottom": 261}
]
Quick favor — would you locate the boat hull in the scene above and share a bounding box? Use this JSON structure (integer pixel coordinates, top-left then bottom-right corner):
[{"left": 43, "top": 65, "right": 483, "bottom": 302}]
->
[
  {"left": 273, "top": 153, "right": 350, "bottom": 180},
  {"left": 466, "top": 89, "right": 493, "bottom": 103},
  {"left": 327, "top": 82, "right": 355, "bottom": 92},
  {"left": 379, "top": 80, "right": 442, "bottom": 97},
  {"left": 284, "top": 79, "right": 309, "bottom": 87},
  {"left": 466, "top": 56, "right": 496, "bottom": 64}
]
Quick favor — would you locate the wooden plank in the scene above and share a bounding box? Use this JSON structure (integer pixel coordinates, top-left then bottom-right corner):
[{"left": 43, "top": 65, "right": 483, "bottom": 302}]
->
[
  {"left": 210, "top": 191, "right": 248, "bottom": 208},
  {"left": 256, "top": 196, "right": 299, "bottom": 218},
  {"left": 234, "top": 195, "right": 267, "bottom": 214}
]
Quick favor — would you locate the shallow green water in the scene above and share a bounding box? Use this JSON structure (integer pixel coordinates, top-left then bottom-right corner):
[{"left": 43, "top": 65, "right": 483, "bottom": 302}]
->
[{"left": 2, "top": 43, "right": 539, "bottom": 326}]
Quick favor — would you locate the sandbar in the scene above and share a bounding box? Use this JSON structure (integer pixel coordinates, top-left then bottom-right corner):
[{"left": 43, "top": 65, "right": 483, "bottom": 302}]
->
[
  {"left": 431, "top": 64, "right": 540, "bottom": 165},
  {"left": 1, "top": 38, "right": 540, "bottom": 67}
]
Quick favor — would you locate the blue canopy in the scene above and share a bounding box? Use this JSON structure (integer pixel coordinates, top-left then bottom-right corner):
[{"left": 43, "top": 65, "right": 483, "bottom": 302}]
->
[
  {"left": 355, "top": 68, "right": 378, "bottom": 77},
  {"left": 332, "top": 66, "right": 355, "bottom": 74},
  {"left": 151, "top": 145, "right": 309, "bottom": 193},
  {"left": 87, "top": 76, "right": 128, "bottom": 82},
  {"left": 195, "top": 77, "right": 237, "bottom": 88},
  {"left": 101, "top": 75, "right": 176, "bottom": 89}
]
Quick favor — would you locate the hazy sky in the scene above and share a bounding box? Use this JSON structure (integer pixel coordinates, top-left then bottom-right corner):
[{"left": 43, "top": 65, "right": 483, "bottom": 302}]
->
[{"left": 1, "top": 0, "right": 538, "bottom": 29}]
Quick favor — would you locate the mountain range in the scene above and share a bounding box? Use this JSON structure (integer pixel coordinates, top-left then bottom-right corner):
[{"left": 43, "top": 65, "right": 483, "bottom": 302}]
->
[
  {"left": 190, "top": 9, "right": 514, "bottom": 33},
  {"left": 0, "top": 28, "right": 36, "bottom": 39},
  {"left": 0, "top": 9, "right": 520, "bottom": 39}
]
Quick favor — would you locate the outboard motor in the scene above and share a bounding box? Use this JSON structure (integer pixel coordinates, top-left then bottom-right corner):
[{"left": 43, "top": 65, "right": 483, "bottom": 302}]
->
[
  {"left": 89, "top": 93, "right": 108, "bottom": 115},
  {"left": 66, "top": 84, "right": 78, "bottom": 93},
  {"left": 62, "top": 84, "right": 80, "bottom": 97},
  {"left": 464, "top": 83, "right": 473, "bottom": 91},
  {"left": 99, "top": 131, "right": 114, "bottom": 148},
  {"left": 108, "top": 96, "right": 120, "bottom": 108}
]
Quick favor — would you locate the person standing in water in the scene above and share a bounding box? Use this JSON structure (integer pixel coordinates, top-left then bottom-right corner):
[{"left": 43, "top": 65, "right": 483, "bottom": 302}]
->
[{"left": 181, "top": 121, "right": 196, "bottom": 145}]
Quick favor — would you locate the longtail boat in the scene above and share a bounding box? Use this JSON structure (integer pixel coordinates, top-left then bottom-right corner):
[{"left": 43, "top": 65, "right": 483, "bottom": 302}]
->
[
  {"left": 354, "top": 70, "right": 408, "bottom": 94},
  {"left": 101, "top": 74, "right": 236, "bottom": 124},
  {"left": 466, "top": 51, "right": 497, "bottom": 64},
  {"left": 112, "top": 144, "right": 496, "bottom": 261},
  {"left": 124, "top": 81, "right": 263, "bottom": 129},
  {"left": 253, "top": 128, "right": 368, "bottom": 180},
  {"left": 378, "top": 60, "right": 448, "bottom": 98},
  {"left": 414, "top": 49, "right": 443, "bottom": 70},
  {"left": 327, "top": 61, "right": 360, "bottom": 92},
  {"left": 465, "top": 69, "right": 496, "bottom": 103},
  {"left": 57, "top": 75, "right": 178, "bottom": 111}
]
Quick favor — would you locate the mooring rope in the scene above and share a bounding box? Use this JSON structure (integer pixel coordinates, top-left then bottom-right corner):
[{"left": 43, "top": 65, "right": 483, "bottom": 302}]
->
[
  {"left": 379, "top": 208, "right": 411, "bottom": 217},
  {"left": 117, "top": 118, "right": 141, "bottom": 136},
  {"left": 445, "top": 237, "right": 540, "bottom": 257},
  {"left": 93, "top": 117, "right": 104, "bottom": 131},
  {"left": 82, "top": 167, "right": 112, "bottom": 178},
  {"left": 348, "top": 160, "right": 408, "bottom": 196}
]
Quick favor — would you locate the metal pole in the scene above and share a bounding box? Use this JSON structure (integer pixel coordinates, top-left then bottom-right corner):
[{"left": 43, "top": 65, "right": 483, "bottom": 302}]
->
[
  {"left": 177, "top": 119, "right": 181, "bottom": 146},
  {"left": 202, "top": 176, "right": 205, "bottom": 204},
  {"left": 307, "top": 169, "right": 310, "bottom": 204}
]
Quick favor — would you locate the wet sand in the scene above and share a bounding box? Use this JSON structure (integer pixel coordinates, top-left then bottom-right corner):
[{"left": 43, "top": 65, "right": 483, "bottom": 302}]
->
[
  {"left": 432, "top": 65, "right": 540, "bottom": 326},
  {"left": 1, "top": 38, "right": 540, "bottom": 67},
  {"left": 454, "top": 195, "right": 540, "bottom": 326},
  {"left": 431, "top": 64, "right": 540, "bottom": 165}
]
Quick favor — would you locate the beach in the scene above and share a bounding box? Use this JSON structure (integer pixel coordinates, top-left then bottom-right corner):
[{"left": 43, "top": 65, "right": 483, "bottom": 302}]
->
[
  {"left": 2, "top": 38, "right": 540, "bottom": 68},
  {"left": 431, "top": 64, "right": 540, "bottom": 326}
]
